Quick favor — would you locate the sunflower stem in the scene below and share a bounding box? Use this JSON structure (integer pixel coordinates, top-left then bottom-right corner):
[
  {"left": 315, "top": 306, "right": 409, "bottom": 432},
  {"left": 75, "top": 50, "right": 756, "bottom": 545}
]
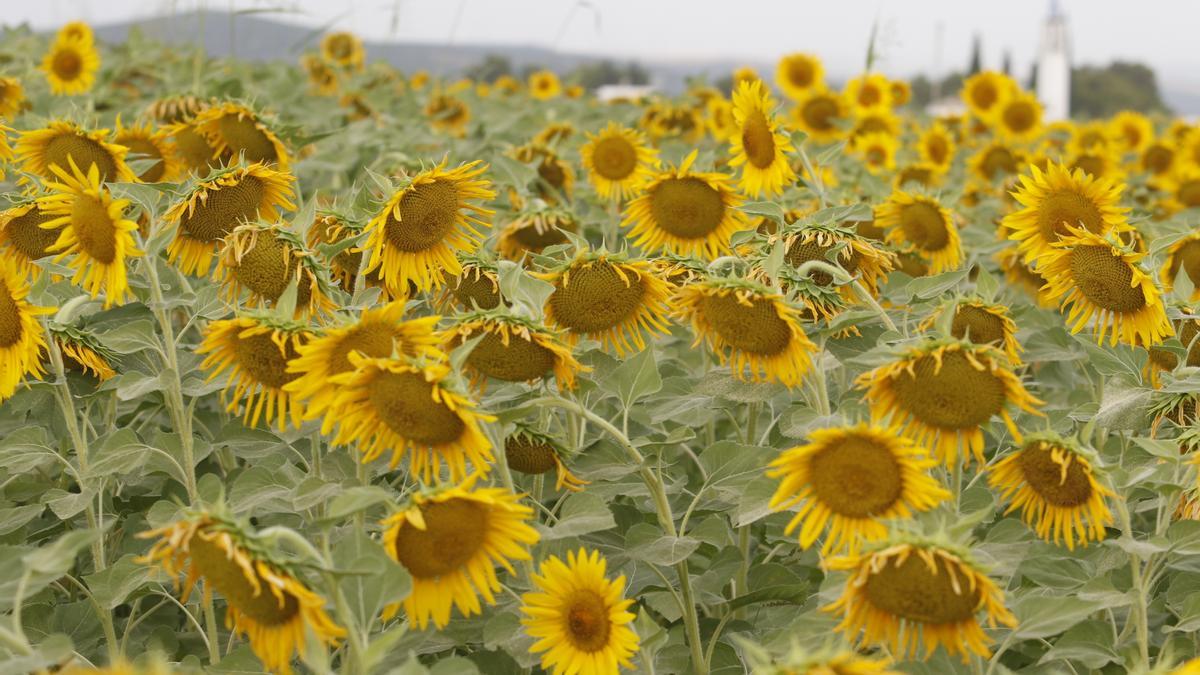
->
[
  {"left": 795, "top": 143, "right": 828, "bottom": 210},
  {"left": 1116, "top": 498, "right": 1151, "bottom": 668}
]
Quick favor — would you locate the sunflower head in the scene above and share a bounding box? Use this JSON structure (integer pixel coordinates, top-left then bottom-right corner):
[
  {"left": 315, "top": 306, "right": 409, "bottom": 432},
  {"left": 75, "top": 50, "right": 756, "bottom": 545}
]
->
[
  {"left": 825, "top": 534, "right": 1017, "bottom": 662},
  {"left": 42, "top": 36, "right": 100, "bottom": 95},
  {"left": 991, "top": 90, "right": 1043, "bottom": 142},
  {"left": 849, "top": 109, "right": 901, "bottom": 142},
  {"left": 743, "top": 640, "right": 900, "bottom": 675},
  {"left": 425, "top": 94, "right": 471, "bottom": 137},
  {"left": 497, "top": 207, "right": 578, "bottom": 260},
  {"left": 441, "top": 308, "right": 587, "bottom": 390},
  {"left": 856, "top": 339, "right": 1043, "bottom": 467},
  {"left": 301, "top": 54, "right": 339, "bottom": 96},
  {"left": 969, "top": 141, "right": 1025, "bottom": 187},
  {"left": 0, "top": 200, "right": 65, "bottom": 276},
  {"left": 729, "top": 79, "right": 797, "bottom": 197},
  {"left": 777, "top": 222, "right": 895, "bottom": 299},
  {"left": 504, "top": 426, "right": 588, "bottom": 492},
  {"left": 961, "top": 71, "right": 1016, "bottom": 118},
  {"left": 1066, "top": 145, "right": 1125, "bottom": 184},
  {"left": 1156, "top": 163, "right": 1200, "bottom": 215},
  {"left": 0, "top": 76, "right": 26, "bottom": 118},
  {"left": 53, "top": 325, "right": 118, "bottom": 381},
  {"left": 115, "top": 118, "right": 183, "bottom": 183},
  {"left": 1141, "top": 141, "right": 1177, "bottom": 178},
  {"left": 1108, "top": 110, "right": 1154, "bottom": 153},
  {"left": 775, "top": 53, "right": 824, "bottom": 100},
  {"left": 622, "top": 149, "right": 748, "bottom": 259},
  {"left": 844, "top": 73, "right": 892, "bottom": 113},
  {"left": 789, "top": 86, "right": 848, "bottom": 144},
  {"left": 1162, "top": 233, "right": 1200, "bottom": 300},
  {"left": 920, "top": 298, "right": 1023, "bottom": 365},
  {"left": 580, "top": 122, "right": 659, "bottom": 201},
  {"left": 137, "top": 507, "right": 344, "bottom": 674},
  {"left": 164, "top": 163, "right": 296, "bottom": 276},
  {"left": 528, "top": 70, "right": 562, "bottom": 100},
  {"left": 874, "top": 190, "right": 962, "bottom": 274},
  {"left": 0, "top": 256, "right": 53, "bottom": 402},
  {"left": 193, "top": 102, "right": 291, "bottom": 170},
  {"left": 705, "top": 97, "right": 738, "bottom": 142},
  {"left": 852, "top": 132, "right": 898, "bottom": 174},
  {"left": 320, "top": 31, "right": 365, "bottom": 70},
  {"left": 521, "top": 548, "right": 640, "bottom": 675},
  {"left": 537, "top": 250, "right": 673, "bottom": 356},
  {"left": 1038, "top": 224, "right": 1173, "bottom": 347},
  {"left": 918, "top": 123, "right": 957, "bottom": 168},
  {"left": 767, "top": 423, "right": 949, "bottom": 555},
  {"left": 17, "top": 121, "right": 136, "bottom": 183},
  {"left": 1002, "top": 161, "right": 1130, "bottom": 264},
  {"left": 512, "top": 144, "right": 574, "bottom": 204},
  {"left": 306, "top": 212, "right": 367, "bottom": 289},
  {"left": 989, "top": 431, "right": 1115, "bottom": 550},
  {"left": 216, "top": 223, "right": 336, "bottom": 317}
]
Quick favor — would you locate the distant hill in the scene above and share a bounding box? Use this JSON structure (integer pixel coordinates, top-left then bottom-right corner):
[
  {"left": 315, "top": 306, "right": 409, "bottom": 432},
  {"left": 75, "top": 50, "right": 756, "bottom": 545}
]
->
[{"left": 84, "top": 9, "right": 763, "bottom": 94}]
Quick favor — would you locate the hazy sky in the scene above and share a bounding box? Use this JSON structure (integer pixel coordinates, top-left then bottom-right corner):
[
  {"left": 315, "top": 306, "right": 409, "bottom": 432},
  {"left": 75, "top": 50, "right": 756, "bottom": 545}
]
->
[{"left": 13, "top": 0, "right": 1200, "bottom": 89}]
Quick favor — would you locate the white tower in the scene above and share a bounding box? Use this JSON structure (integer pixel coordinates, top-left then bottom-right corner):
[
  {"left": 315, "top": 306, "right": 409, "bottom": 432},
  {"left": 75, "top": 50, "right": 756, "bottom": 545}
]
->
[{"left": 1037, "top": 0, "right": 1071, "bottom": 121}]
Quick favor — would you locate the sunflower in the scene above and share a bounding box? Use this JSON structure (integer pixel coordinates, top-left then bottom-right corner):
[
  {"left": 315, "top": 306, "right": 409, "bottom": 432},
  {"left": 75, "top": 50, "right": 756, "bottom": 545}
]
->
[
  {"left": 991, "top": 90, "right": 1043, "bottom": 142},
  {"left": 325, "top": 355, "right": 494, "bottom": 480},
  {"left": 320, "top": 31, "right": 364, "bottom": 70},
  {"left": 42, "top": 36, "right": 99, "bottom": 95},
  {"left": 443, "top": 310, "right": 585, "bottom": 391},
  {"left": 918, "top": 123, "right": 957, "bottom": 169},
  {"left": 361, "top": 160, "right": 494, "bottom": 294},
  {"left": 779, "top": 223, "right": 895, "bottom": 298},
  {"left": 642, "top": 102, "right": 705, "bottom": 144},
  {"left": 505, "top": 427, "right": 588, "bottom": 492},
  {"left": 197, "top": 314, "right": 313, "bottom": 431},
  {"left": 1162, "top": 233, "right": 1200, "bottom": 300},
  {"left": 1147, "top": 315, "right": 1200, "bottom": 385},
  {"left": 1108, "top": 110, "right": 1153, "bottom": 153},
  {"left": 1002, "top": 162, "right": 1129, "bottom": 264},
  {"left": 16, "top": 121, "right": 136, "bottom": 183},
  {"left": 961, "top": 71, "right": 1015, "bottom": 119},
  {"left": 138, "top": 509, "right": 344, "bottom": 675},
  {"left": 672, "top": 277, "right": 816, "bottom": 388},
  {"left": 1038, "top": 224, "right": 1173, "bottom": 347},
  {"left": 989, "top": 433, "right": 1115, "bottom": 550},
  {"left": 849, "top": 109, "right": 901, "bottom": 142},
  {"left": 893, "top": 163, "right": 946, "bottom": 191},
  {"left": 51, "top": 326, "right": 117, "bottom": 381},
  {"left": 1066, "top": 146, "right": 1124, "bottom": 183},
  {"left": 214, "top": 223, "right": 336, "bottom": 317},
  {"left": 844, "top": 73, "right": 892, "bottom": 114},
  {"left": 852, "top": 132, "right": 898, "bottom": 174},
  {"left": 1156, "top": 164, "right": 1200, "bottom": 215},
  {"left": 874, "top": 191, "right": 962, "bottom": 274},
  {"left": 826, "top": 538, "right": 1017, "bottom": 661},
  {"left": 968, "top": 141, "right": 1025, "bottom": 187},
  {"left": 56, "top": 21, "right": 95, "bottom": 44},
  {"left": 521, "top": 548, "right": 640, "bottom": 675},
  {"left": 998, "top": 248, "right": 1056, "bottom": 308},
  {"left": 703, "top": 97, "right": 738, "bottom": 142},
  {"left": 193, "top": 102, "right": 290, "bottom": 170},
  {"left": 857, "top": 340, "right": 1043, "bottom": 467},
  {"left": 746, "top": 642, "right": 900, "bottom": 675},
  {"left": 1140, "top": 141, "right": 1177, "bottom": 178},
  {"left": 425, "top": 94, "right": 471, "bottom": 137},
  {"left": 442, "top": 255, "right": 502, "bottom": 311},
  {"left": 146, "top": 95, "right": 210, "bottom": 124},
  {"left": 409, "top": 70, "right": 431, "bottom": 91},
  {"left": 767, "top": 424, "right": 949, "bottom": 555},
  {"left": 0, "top": 257, "right": 52, "bottom": 402},
  {"left": 774, "top": 53, "right": 824, "bottom": 100},
  {"left": 114, "top": 118, "right": 183, "bottom": 183},
  {"left": 0, "top": 201, "right": 64, "bottom": 276},
  {"left": 789, "top": 86, "right": 848, "bottom": 144},
  {"left": 381, "top": 474, "right": 538, "bottom": 630},
  {"left": 164, "top": 163, "right": 296, "bottom": 276},
  {"left": 513, "top": 144, "right": 575, "bottom": 204},
  {"left": 0, "top": 77, "right": 26, "bottom": 118},
  {"left": 890, "top": 79, "right": 912, "bottom": 107},
  {"left": 622, "top": 150, "right": 747, "bottom": 259},
  {"left": 533, "top": 122, "right": 576, "bottom": 147},
  {"left": 306, "top": 212, "right": 366, "bottom": 289},
  {"left": 165, "top": 120, "right": 223, "bottom": 175},
  {"left": 537, "top": 251, "right": 673, "bottom": 357},
  {"left": 921, "top": 299, "right": 1023, "bottom": 365},
  {"left": 36, "top": 159, "right": 142, "bottom": 308},
  {"left": 580, "top": 123, "right": 659, "bottom": 201},
  {"left": 301, "top": 54, "right": 339, "bottom": 96},
  {"left": 528, "top": 70, "right": 562, "bottom": 100},
  {"left": 493, "top": 75, "right": 521, "bottom": 95},
  {"left": 497, "top": 207, "right": 578, "bottom": 260},
  {"left": 728, "top": 80, "right": 796, "bottom": 197}
]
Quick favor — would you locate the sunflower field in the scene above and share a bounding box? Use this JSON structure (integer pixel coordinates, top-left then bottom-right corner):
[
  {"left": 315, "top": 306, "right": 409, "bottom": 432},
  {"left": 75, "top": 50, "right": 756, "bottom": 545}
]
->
[{"left": 2, "top": 16, "right": 1200, "bottom": 675}]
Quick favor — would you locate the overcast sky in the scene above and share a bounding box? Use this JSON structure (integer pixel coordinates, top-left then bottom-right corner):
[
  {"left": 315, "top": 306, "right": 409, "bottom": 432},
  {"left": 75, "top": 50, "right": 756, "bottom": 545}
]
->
[{"left": 13, "top": 0, "right": 1200, "bottom": 90}]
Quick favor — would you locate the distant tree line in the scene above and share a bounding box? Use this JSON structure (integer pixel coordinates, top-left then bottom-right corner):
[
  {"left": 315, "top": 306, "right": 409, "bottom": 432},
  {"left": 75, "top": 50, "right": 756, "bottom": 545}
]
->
[{"left": 463, "top": 54, "right": 649, "bottom": 90}]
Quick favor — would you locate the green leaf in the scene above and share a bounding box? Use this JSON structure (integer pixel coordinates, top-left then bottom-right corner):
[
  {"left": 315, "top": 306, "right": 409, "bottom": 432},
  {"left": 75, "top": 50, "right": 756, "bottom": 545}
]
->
[
  {"left": 319, "top": 486, "right": 393, "bottom": 524},
  {"left": 600, "top": 344, "right": 663, "bottom": 408},
  {"left": 624, "top": 523, "right": 701, "bottom": 566},
  {"left": 1094, "top": 383, "right": 1152, "bottom": 431},
  {"left": 333, "top": 529, "right": 411, "bottom": 631},
  {"left": 85, "top": 554, "right": 155, "bottom": 609},
  {"left": 97, "top": 319, "right": 160, "bottom": 355},
  {"left": 541, "top": 492, "right": 616, "bottom": 541},
  {"left": 497, "top": 260, "right": 555, "bottom": 316},
  {"left": 906, "top": 268, "right": 970, "bottom": 300},
  {"left": 739, "top": 201, "right": 786, "bottom": 224},
  {"left": 1012, "top": 594, "right": 1116, "bottom": 639},
  {"left": 1038, "top": 620, "right": 1119, "bottom": 668},
  {"left": 0, "top": 504, "right": 44, "bottom": 535}
]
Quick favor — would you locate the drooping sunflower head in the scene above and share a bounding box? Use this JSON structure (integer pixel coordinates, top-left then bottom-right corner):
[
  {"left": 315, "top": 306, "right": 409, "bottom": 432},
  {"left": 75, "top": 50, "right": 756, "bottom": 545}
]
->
[
  {"left": 920, "top": 298, "right": 1023, "bottom": 365},
  {"left": 425, "top": 93, "right": 471, "bottom": 137},
  {"left": 511, "top": 143, "right": 575, "bottom": 204},
  {"left": 164, "top": 163, "right": 296, "bottom": 276},
  {"left": 146, "top": 95, "right": 211, "bottom": 124},
  {"left": 306, "top": 212, "right": 367, "bottom": 289},
  {"left": 325, "top": 355, "right": 495, "bottom": 480},
  {"left": 1038, "top": 224, "right": 1173, "bottom": 347},
  {"left": 441, "top": 309, "right": 587, "bottom": 391},
  {"left": 1108, "top": 110, "right": 1154, "bottom": 153},
  {"left": 1147, "top": 311, "right": 1200, "bottom": 384},
  {"left": 362, "top": 160, "right": 495, "bottom": 293},
  {"left": 521, "top": 548, "right": 640, "bottom": 675},
  {"left": 961, "top": 71, "right": 1016, "bottom": 118},
  {"left": 989, "top": 432, "right": 1115, "bottom": 550},
  {"left": 918, "top": 123, "right": 957, "bottom": 169},
  {"left": 320, "top": 31, "right": 365, "bottom": 70},
  {"left": 301, "top": 54, "right": 339, "bottom": 95},
  {"left": 852, "top": 132, "right": 898, "bottom": 174},
  {"left": 532, "top": 121, "right": 576, "bottom": 147},
  {"left": 968, "top": 141, "right": 1026, "bottom": 187},
  {"left": 438, "top": 253, "right": 503, "bottom": 312},
  {"left": 215, "top": 223, "right": 336, "bottom": 317},
  {"left": 672, "top": 276, "right": 817, "bottom": 388},
  {"left": 52, "top": 325, "right": 118, "bottom": 381},
  {"left": 729, "top": 79, "right": 797, "bottom": 197},
  {"left": 42, "top": 35, "right": 100, "bottom": 96},
  {"left": 1002, "top": 161, "right": 1130, "bottom": 264},
  {"left": 705, "top": 96, "right": 738, "bottom": 142},
  {"left": 775, "top": 52, "right": 825, "bottom": 100},
  {"left": 1162, "top": 233, "right": 1200, "bottom": 301},
  {"left": 874, "top": 190, "right": 962, "bottom": 275},
  {"left": 998, "top": 247, "right": 1056, "bottom": 308},
  {"left": 641, "top": 101, "right": 706, "bottom": 144},
  {"left": 0, "top": 199, "right": 65, "bottom": 277},
  {"left": 528, "top": 70, "right": 562, "bottom": 100},
  {"left": 497, "top": 207, "right": 578, "bottom": 260},
  {"left": 17, "top": 121, "right": 136, "bottom": 183},
  {"left": 580, "top": 122, "right": 659, "bottom": 201},
  {"left": 622, "top": 149, "right": 748, "bottom": 260},
  {"left": 844, "top": 73, "right": 892, "bottom": 113},
  {"left": 137, "top": 508, "right": 344, "bottom": 675},
  {"left": 197, "top": 314, "right": 314, "bottom": 431},
  {"left": 164, "top": 119, "right": 223, "bottom": 176},
  {"left": 36, "top": 158, "right": 144, "bottom": 308},
  {"left": 536, "top": 250, "right": 673, "bottom": 357},
  {"left": 825, "top": 536, "right": 1017, "bottom": 662},
  {"left": 504, "top": 426, "right": 588, "bottom": 492},
  {"left": 991, "top": 90, "right": 1043, "bottom": 142},
  {"left": 767, "top": 423, "right": 950, "bottom": 555},
  {"left": 1155, "top": 163, "right": 1200, "bottom": 215},
  {"left": 192, "top": 102, "right": 290, "bottom": 170},
  {"left": 856, "top": 339, "right": 1044, "bottom": 467},
  {"left": 114, "top": 118, "right": 183, "bottom": 183},
  {"left": 0, "top": 76, "right": 26, "bottom": 118},
  {"left": 0, "top": 256, "right": 52, "bottom": 402},
  {"left": 744, "top": 641, "right": 900, "bottom": 675},
  {"left": 789, "top": 86, "right": 849, "bottom": 144},
  {"left": 777, "top": 222, "right": 895, "bottom": 299}
]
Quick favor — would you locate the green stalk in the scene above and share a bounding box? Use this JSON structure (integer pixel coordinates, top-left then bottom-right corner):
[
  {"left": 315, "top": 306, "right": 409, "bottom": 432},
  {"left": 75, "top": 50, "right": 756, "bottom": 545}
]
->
[{"left": 1116, "top": 499, "right": 1150, "bottom": 668}]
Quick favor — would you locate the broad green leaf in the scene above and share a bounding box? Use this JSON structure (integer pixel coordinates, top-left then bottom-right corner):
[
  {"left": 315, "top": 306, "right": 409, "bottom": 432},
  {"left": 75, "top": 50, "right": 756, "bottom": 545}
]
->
[
  {"left": 624, "top": 523, "right": 701, "bottom": 566},
  {"left": 600, "top": 344, "right": 663, "bottom": 408},
  {"left": 85, "top": 554, "right": 155, "bottom": 609},
  {"left": 333, "top": 529, "right": 411, "bottom": 631},
  {"left": 541, "top": 492, "right": 616, "bottom": 541}
]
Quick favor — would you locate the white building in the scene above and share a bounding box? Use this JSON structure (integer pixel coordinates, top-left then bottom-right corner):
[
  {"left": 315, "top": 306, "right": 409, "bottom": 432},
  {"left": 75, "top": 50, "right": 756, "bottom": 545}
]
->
[{"left": 1036, "top": 0, "right": 1071, "bottom": 121}]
